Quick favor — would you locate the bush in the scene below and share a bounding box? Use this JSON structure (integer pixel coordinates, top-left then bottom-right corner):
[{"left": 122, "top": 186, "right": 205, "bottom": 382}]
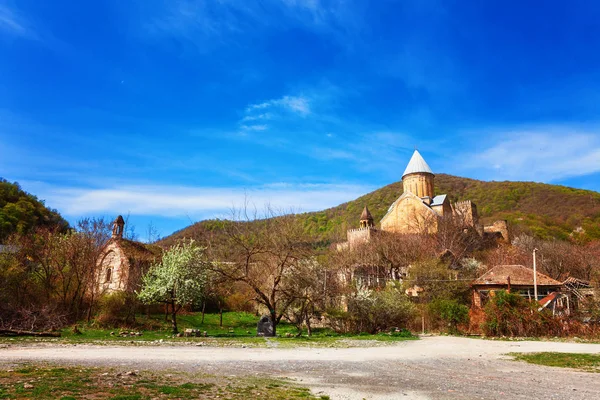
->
[
  {"left": 428, "top": 299, "right": 469, "bottom": 333},
  {"left": 482, "top": 290, "right": 562, "bottom": 337},
  {"left": 95, "top": 292, "right": 138, "bottom": 327},
  {"left": 327, "top": 285, "right": 416, "bottom": 334}
]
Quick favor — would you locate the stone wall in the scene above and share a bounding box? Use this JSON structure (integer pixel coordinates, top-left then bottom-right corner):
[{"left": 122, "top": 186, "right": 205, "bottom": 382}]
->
[
  {"left": 347, "top": 227, "right": 374, "bottom": 248},
  {"left": 452, "top": 200, "right": 479, "bottom": 227},
  {"left": 97, "top": 241, "right": 130, "bottom": 294},
  {"left": 484, "top": 220, "right": 510, "bottom": 243},
  {"left": 381, "top": 193, "right": 439, "bottom": 234}
]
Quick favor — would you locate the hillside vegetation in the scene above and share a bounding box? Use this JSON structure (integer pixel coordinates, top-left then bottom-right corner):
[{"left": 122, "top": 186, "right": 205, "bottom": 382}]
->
[
  {"left": 162, "top": 174, "right": 600, "bottom": 246},
  {"left": 0, "top": 178, "right": 69, "bottom": 242}
]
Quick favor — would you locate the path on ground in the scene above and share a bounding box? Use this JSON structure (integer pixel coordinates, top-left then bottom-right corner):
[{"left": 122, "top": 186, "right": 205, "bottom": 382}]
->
[{"left": 1, "top": 336, "right": 600, "bottom": 400}]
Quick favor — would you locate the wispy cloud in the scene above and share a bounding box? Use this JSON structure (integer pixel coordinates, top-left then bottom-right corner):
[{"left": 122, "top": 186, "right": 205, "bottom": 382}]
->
[
  {"left": 22, "top": 181, "right": 374, "bottom": 218},
  {"left": 246, "top": 95, "right": 311, "bottom": 116},
  {"left": 137, "top": 0, "right": 360, "bottom": 50},
  {"left": 0, "top": 3, "right": 36, "bottom": 39},
  {"left": 240, "top": 124, "right": 268, "bottom": 132},
  {"left": 237, "top": 94, "right": 312, "bottom": 133},
  {"left": 241, "top": 113, "right": 272, "bottom": 122},
  {"left": 460, "top": 127, "right": 600, "bottom": 182}
]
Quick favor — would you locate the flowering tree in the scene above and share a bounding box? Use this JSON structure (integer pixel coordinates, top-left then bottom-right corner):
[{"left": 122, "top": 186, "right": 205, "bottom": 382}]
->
[{"left": 138, "top": 241, "right": 208, "bottom": 333}]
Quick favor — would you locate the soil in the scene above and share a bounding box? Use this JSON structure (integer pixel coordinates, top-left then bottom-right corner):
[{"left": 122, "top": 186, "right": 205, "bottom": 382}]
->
[{"left": 2, "top": 336, "right": 600, "bottom": 399}]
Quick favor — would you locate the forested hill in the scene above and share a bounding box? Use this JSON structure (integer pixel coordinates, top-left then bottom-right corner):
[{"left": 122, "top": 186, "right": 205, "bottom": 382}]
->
[
  {"left": 0, "top": 179, "right": 69, "bottom": 242},
  {"left": 161, "top": 174, "right": 600, "bottom": 247}
]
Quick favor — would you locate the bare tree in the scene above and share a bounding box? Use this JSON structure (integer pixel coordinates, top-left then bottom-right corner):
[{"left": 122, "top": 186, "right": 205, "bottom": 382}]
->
[{"left": 208, "top": 206, "right": 315, "bottom": 336}]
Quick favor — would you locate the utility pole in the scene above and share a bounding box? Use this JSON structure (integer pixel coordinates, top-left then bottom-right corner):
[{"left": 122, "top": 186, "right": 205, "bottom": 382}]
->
[{"left": 533, "top": 248, "right": 538, "bottom": 301}]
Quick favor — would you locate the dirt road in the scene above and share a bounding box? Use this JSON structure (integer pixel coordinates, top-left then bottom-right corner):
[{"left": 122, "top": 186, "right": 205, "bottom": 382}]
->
[{"left": 2, "top": 336, "right": 600, "bottom": 399}]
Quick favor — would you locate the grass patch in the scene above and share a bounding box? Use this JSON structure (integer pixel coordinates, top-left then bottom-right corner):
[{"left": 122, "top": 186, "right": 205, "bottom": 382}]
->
[
  {"left": 509, "top": 352, "right": 600, "bottom": 372},
  {"left": 0, "top": 364, "right": 326, "bottom": 399},
  {"left": 0, "top": 312, "right": 417, "bottom": 348}
]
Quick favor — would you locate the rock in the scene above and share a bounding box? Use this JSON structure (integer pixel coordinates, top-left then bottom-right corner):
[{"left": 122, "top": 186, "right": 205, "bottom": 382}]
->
[
  {"left": 23, "top": 383, "right": 33, "bottom": 389},
  {"left": 124, "top": 371, "right": 137, "bottom": 376},
  {"left": 257, "top": 315, "right": 274, "bottom": 337}
]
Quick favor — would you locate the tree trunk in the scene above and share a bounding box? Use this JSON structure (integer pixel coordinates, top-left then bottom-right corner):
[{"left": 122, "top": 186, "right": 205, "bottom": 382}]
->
[
  {"left": 0, "top": 329, "right": 61, "bottom": 337},
  {"left": 170, "top": 299, "right": 178, "bottom": 334},
  {"left": 219, "top": 306, "right": 223, "bottom": 328},
  {"left": 306, "top": 316, "right": 312, "bottom": 337},
  {"left": 86, "top": 303, "right": 93, "bottom": 323},
  {"left": 271, "top": 310, "right": 277, "bottom": 336},
  {"left": 201, "top": 301, "right": 206, "bottom": 324}
]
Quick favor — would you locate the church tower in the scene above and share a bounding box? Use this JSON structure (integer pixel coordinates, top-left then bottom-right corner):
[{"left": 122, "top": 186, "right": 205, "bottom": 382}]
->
[
  {"left": 359, "top": 206, "right": 374, "bottom": 228},
  {"left": 112, "top": 215, "right": 125, "bottom": 239},
  {"left": 402, "top": 150, "right": 435, "bottom": 202}
]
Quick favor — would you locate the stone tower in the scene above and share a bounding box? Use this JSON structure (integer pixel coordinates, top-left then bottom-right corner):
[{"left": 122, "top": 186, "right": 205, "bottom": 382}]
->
[
  {"left": 112, "top": 215, "right": 125, "bottom": 239},
  {"left": 359, "top": 206, "right": 374, "bottom": 228},
  {"left": 402, "top": 150, "right": 434, "bottom": 202}
]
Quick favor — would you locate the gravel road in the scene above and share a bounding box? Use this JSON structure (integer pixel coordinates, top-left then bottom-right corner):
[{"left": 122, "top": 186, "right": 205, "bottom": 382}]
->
[{"left": 1, "top": 336, "right": 600, "bottom": 399}]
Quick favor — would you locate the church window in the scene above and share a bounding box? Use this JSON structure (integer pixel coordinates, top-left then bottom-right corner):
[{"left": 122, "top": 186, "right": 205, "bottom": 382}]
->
[{"left": 105, "top": 268, "right": 112, "bottom": 282}]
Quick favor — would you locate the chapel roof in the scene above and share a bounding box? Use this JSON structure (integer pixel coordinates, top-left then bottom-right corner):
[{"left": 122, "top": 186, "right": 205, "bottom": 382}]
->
[
  {"left": 402, "top": 150, "right": 434, "bottom": 177},
  {"left": 472, "top": 265, "right": 562, "bottom": 286},
  {"left": 117, "top": 239, "right": 162, "bottom": 262},
  {"left": 431, "top": 194, "right": 447, "bottom": 207}
]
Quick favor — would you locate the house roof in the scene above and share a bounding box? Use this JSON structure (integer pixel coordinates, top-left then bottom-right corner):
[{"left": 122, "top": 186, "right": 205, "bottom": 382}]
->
[
  {"left": 562, "top": 277, "right": 592, "bottom": 288},
  {"left": 431, "top": 194, "right": 447, "bottom": 207},
  {"left": 360, "top": 206, "right": 373, "bottom": 221},
  {"left": 472, "top": 265, "right": 562, "bottom": 286},
  {"left": 402, "top": 150, "right": 433, "bottom": 177}
]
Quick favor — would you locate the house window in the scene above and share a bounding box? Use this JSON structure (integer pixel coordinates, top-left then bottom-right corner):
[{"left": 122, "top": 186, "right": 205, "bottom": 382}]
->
[{"left": 105, "top": 268, "right": 112, "bottom": 282}]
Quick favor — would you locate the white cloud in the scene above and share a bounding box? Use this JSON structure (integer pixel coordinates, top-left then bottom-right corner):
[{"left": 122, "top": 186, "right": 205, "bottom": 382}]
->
[
  {"left": 241, "top": 113, "right": 272, "bottom": 122},
  {"left": 241, "top": 124, "right": 268, "bottom": 131},
  {"left": 0, "top": 4, "right": 35, "bottom": 39},
  {"left": 246, "top": 95, "right": 311, "bottom": 116},
  {"left": 24, "top": 182, "right": 373, "bottom": 219},
  {"left": 466, "top": 128, "right": 600, "bottom": 182},
  {"left": 138, "top": 0, "right": 358, "bottom": 50}
]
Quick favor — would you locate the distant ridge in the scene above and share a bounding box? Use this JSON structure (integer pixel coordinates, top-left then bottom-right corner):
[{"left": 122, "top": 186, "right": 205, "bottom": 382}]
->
[{"left": 160, "top": 174, "right": 600, "bottom": 247}]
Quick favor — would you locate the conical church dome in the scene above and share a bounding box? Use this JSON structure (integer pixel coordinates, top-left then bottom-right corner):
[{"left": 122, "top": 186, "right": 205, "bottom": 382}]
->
[{"left": 402, "top": 150, "right": 433, "bottom": 177}]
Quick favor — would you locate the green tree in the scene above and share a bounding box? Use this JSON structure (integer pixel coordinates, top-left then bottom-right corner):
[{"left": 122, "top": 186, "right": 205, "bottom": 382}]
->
[
  {"left": 138, "top": 241, "right": 209, "bottom": 333},
  {"left": 0, "top": 179, "right": 69, "bottom": 242},
  {"left": 428, "top": 299, "right": 469, "bottom": 333}
]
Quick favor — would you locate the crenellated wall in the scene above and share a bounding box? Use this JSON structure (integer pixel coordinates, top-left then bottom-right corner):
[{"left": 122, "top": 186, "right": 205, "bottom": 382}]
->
[{"left": 347, "top": 226, "right": 376, "bottom": 248}]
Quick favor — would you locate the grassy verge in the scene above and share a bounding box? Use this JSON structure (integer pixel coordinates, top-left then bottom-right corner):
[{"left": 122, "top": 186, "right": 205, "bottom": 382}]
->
[
  {"left": 0, "top": 364, "right": 329, "bottom": 399},
  {"left": 0, "top": 312, "right": 417, "bottom": 348},
  {"left": 509, "top": 352, "right": 600, "bottom": 372}
]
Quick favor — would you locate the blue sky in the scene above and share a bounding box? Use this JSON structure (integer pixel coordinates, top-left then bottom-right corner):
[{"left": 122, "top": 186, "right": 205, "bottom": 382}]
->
[{"left": 1, "top": 0, "right": 600, "bottom": 241}]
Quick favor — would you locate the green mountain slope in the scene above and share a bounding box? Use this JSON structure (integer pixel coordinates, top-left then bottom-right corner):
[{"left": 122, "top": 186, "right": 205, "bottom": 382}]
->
[
  {"left": 0, "top": 178, "right": 69, "bottom": 241},
  {"left": 161, "top": 175, "right": 600, "bottom": 246}
]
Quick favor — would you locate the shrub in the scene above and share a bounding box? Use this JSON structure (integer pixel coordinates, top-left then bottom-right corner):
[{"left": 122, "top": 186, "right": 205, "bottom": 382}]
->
[
  {"left": 327, "top": 285, "right": 416, "bottom": 334},
  {"left": 95, "top": 292, "right": 138, "bottom": 327},
  {"left": 482, "top": 290, "right": 562, "bottom": 337},
  {"left": 428, "top": 299, "right": 469, "bottom": 333}
]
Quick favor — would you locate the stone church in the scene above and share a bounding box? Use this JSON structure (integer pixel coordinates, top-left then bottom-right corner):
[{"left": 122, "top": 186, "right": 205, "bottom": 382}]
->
[
  {"left": 343, "top": 150, "right": 509, "bottom": 249},
  {"left": 96, "top": 216, "right": 161, "bottom": 294}
]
